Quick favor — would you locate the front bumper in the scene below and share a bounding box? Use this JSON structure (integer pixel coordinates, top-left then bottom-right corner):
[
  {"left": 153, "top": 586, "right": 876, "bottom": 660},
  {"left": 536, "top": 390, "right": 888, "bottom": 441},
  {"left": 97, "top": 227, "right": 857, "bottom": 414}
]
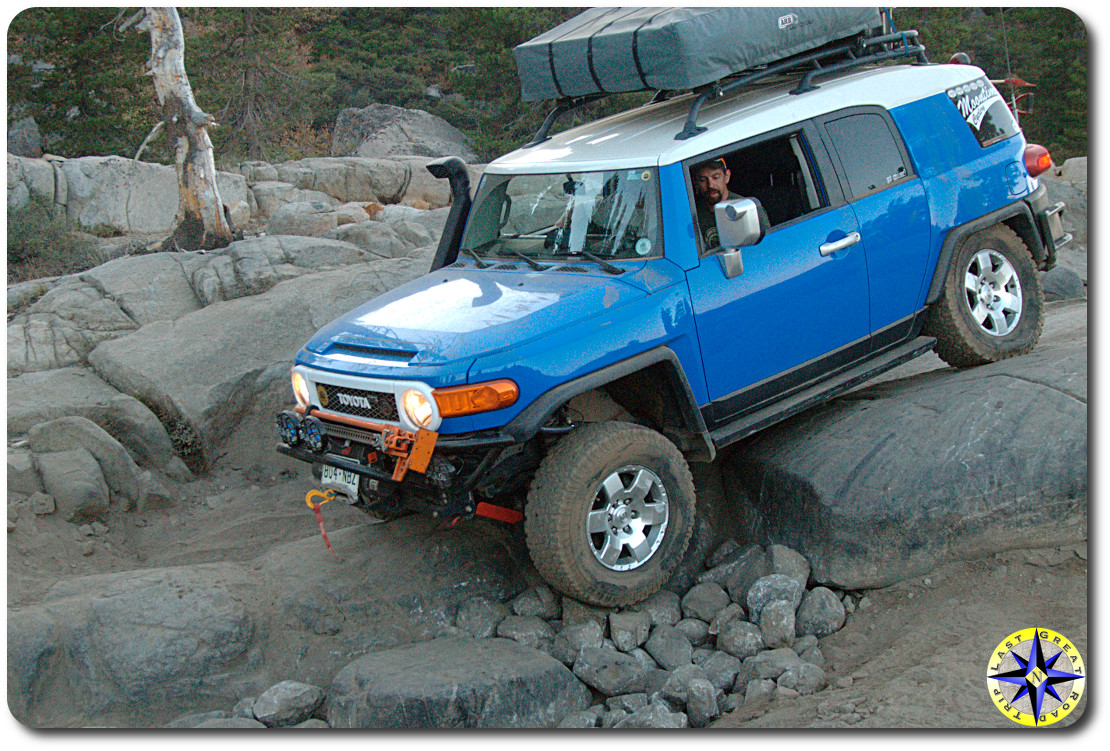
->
[{"left": 276, "top": 405, "right": 523, "bottom": 519}]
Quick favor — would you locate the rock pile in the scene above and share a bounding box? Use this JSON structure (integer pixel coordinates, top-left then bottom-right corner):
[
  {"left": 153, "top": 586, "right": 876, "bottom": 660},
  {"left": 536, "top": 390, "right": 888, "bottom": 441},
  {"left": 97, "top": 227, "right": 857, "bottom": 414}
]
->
[{"left": 168, "top": 541, "right": 849, "bottom": 729}]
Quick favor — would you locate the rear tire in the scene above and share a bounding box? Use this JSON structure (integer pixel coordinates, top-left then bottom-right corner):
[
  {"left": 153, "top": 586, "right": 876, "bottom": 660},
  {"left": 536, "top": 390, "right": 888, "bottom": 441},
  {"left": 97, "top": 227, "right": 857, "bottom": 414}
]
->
[
  {"left": 524, "top": 422, "right": 695, "bottom": 607},
  {"left": 924, "top": 224, "right": 1044, "bottom": 368}
]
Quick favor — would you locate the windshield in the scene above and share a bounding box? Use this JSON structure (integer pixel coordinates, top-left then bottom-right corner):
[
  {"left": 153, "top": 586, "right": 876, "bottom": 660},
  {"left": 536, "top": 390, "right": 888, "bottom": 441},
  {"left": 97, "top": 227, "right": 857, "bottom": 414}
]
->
[{"left": 462, "top": 169, "right": 662, "bottom": 261}]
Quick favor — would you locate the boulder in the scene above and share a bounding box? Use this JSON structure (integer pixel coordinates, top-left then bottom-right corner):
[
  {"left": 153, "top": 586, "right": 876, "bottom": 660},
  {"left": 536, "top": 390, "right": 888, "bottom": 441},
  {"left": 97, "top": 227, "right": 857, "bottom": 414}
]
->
[
  {"left": 746, "top": 574, "right": 805, "bottom": 622},
  {"left": 266, "top": 200, "right": 339, "bottom": 237},
  {"left": 334, "top": 202, "right": 371, "bottom": 225},
  {"left": 188, "top": 235, "right": 372, "bottom": 305},
  {"left": 759, "top": 599, "right": 796, "bottom": 649},
  {"left": 59, "top": 155, "right": 246, "bottom": 235},
  {"left": 613, "top": 700, "right": 687, "bottom": 728},
  {"left": 8, "top": 564, "right": 254, "bottom": 724},
  {"left": 716, "top": 621, "right": 764, "bottom": 660},
  {"left": 630, "top": 589, "right": 682, "bottom": 627},
  {"left": 1042, "top": 266, "right": 1085, "bottom": 301},
  {"left": 324, "top": 221, "right": 411, "bottom": 258},
  {"left": 609, "top": 610, "right": 652, "bottom": 652},
  {"left": 572, "top": 646, "right": 650, "bottom": 696},
  {"left": 6, "top": 367, "right": 185, "bottom": 477},
  {"left": 28, "top": 416, "right": 173, "bottom": 511},
  {"left": 777, "top": 663, "right": 826, "bottom": 695},
  {"left": 509, "top": 585, "right": 560, "bottom": 619},
  {"left": 681, "top": 581, "right": 731, "bottom": 622},
  {"left": 251, "top": 680, "right": 326, "bottom": 727},
  {"left": 7, "top": 281, "right": 138, "bottom": 376},
  {"left": 250, "top": 181, "right": 339, "bottom": 218},
  {"left": 794, "top": 586, "right": 847, "bottom": 638},
  {"left": 8, "top": 153, "right": 55, "bottom": 210},
  {"left": 731, "top": 302, "right": 1087, "bottom": 589},
  {"left": 328, "top": 636, "right": 590, "bottom": 728},
  {"left": 7, "top": 448, "right": 44, "bottom": 495},
  {"left": 8, "top": 116, "right": 43, "bottom": 158},
  {"left": 80, "top": 252, "right": 203, "bottom": 325},
  {"left": 34, "top": 447, "right": 110, "bottom": 519},
  {"left": 684, "top": 678, "right": 720, "bottom": 727},
  {"left": 643, "top": 624, "right": 692, "bottom": 671},
  {"left": 87, "top": 257, "right": 429, "bottom": 471},
  {"left": 496, "top": 615, "right": 556, "bottom": 649},
  {"left": 769, "top": 544, "right": 811, "bottom": 591},
  {"left": 273, "top": 157, "right": 410, "bottom": 205},
  {"left": 331, "top": 104, "right": 478, "bottom": 163}
]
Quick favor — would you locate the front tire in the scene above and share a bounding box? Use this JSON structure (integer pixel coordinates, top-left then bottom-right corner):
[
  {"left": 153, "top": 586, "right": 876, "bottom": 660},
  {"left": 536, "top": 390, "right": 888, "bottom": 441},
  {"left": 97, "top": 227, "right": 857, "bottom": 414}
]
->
[
  {"left": 524, "top": 422, "right": 696, "bottom": 607},
  {"left": 924, "top": 224, "right": 1044, "bottom": 368}
]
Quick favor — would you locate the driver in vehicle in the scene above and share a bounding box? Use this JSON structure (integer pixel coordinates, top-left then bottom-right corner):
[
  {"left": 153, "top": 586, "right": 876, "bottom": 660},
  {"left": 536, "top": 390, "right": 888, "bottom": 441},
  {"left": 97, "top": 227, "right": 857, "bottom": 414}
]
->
[{"left": 692, "top": 157, "right": 740, "bottom": 248}]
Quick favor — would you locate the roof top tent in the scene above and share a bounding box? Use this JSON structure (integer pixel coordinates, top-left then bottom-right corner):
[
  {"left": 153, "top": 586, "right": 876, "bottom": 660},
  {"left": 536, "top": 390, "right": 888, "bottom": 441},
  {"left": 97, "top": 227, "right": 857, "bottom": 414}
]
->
[{"left": 513, "top": 7, "right": 888, "bottom": 103}]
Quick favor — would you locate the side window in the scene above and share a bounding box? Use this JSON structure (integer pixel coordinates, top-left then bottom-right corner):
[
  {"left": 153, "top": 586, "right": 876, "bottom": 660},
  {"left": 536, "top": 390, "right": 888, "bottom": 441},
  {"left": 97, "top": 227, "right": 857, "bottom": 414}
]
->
[
  {"left": 947, "top": 76, "right": 1020, "bottom": 147},
  {"left": 689, "top": 132, "right": 827, "bottom": 251},
  {"left": 824, "top": 113, "right": 909, "bottom": 199}
]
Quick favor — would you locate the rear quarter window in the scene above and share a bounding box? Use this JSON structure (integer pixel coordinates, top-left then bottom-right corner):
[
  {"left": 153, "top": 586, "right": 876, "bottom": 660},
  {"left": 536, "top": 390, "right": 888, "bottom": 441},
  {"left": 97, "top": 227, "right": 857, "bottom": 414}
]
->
[{"left": 947, "top": 76, "right": 1020, "bottom": 147}]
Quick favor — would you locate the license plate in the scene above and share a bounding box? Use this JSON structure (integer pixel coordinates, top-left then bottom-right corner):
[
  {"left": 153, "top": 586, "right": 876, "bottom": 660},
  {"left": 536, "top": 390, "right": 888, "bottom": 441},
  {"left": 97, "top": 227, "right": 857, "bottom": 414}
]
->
[{"left": 321, "top": 464, "right": 360, "bottom": 501}]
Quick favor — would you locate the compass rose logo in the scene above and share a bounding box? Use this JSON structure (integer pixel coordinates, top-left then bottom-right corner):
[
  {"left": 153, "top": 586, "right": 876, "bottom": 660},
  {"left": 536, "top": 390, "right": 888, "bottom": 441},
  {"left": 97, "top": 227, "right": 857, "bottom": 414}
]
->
[{"left": 987, "top": 627, "right": 1085, "bottom": 727}]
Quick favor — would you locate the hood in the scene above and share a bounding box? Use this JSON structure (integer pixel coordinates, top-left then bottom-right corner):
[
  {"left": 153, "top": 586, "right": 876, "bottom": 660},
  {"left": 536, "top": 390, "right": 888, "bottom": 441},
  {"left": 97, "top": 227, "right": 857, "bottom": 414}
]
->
[{"left": 301, "top": 266, "right": 650, "bottom": 372}]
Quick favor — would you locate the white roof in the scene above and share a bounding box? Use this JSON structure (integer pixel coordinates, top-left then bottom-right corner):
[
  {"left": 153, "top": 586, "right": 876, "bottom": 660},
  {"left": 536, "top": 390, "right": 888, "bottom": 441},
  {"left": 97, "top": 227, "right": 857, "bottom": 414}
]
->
[{"left": 489, "top": 64, "right": 986, "bottom": 174}]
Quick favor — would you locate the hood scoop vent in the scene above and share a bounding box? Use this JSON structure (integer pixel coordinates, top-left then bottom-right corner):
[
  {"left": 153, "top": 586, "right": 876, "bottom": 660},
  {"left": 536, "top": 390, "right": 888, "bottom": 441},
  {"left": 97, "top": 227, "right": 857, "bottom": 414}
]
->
[{"left": 327, "top": 342, "right": 418, "bottom": 361}]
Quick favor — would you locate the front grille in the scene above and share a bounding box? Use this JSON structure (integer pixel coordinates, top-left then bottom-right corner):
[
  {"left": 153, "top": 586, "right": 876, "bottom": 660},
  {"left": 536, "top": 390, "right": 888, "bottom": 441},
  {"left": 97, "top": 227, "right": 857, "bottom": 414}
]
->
[{"left": 317, "top": 384, "right": 399, "bottom": 421}]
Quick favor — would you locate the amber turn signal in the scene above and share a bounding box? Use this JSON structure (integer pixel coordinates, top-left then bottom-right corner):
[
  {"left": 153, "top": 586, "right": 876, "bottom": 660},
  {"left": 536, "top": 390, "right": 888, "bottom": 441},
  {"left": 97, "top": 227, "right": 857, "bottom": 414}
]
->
[{"left": 433, "top": 379, "right": 519, "bottom": 417}]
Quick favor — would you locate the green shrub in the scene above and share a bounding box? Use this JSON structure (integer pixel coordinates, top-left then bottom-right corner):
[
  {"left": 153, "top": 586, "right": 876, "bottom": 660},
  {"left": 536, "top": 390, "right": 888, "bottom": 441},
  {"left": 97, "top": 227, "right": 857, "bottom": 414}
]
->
[{"left": 6, "top": 198, "right": 103, "bottom": 283}]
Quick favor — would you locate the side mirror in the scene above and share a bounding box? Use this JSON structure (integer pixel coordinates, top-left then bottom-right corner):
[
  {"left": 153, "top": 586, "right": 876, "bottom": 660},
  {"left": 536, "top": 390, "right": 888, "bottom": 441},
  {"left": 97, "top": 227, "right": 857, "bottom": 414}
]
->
[
  {"left": 714, "top": 198, "right": 766, "bottom": 250},
  {"left": 713, "top": 198, "right": 767, "bottom": 279}
]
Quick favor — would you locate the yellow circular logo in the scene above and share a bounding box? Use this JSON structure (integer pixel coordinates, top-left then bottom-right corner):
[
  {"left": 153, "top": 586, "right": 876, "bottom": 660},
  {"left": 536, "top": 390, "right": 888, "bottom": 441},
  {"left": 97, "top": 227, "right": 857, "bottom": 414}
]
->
[
  {"left": 316, "top": 384, "right": 329, "bottom": 407},
  {"left": 987, "top": 627, "right": 1085, "bottom": 726}
]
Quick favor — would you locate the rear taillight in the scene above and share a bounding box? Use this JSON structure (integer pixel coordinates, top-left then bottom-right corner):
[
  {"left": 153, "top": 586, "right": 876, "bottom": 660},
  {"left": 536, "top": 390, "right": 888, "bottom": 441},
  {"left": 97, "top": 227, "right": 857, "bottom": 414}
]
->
[{"left": 1025, "top": 144, "right": 1053, "bottom": 177}]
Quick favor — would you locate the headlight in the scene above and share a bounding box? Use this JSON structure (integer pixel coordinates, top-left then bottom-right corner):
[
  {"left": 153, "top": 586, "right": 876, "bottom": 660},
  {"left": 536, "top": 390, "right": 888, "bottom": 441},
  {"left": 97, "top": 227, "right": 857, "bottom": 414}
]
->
[
  {"left": 291, "top": 370, "right": 311, "bottom": 407},
  {"left": 402, "top": 389, "right": 434, "bottom": 428}
]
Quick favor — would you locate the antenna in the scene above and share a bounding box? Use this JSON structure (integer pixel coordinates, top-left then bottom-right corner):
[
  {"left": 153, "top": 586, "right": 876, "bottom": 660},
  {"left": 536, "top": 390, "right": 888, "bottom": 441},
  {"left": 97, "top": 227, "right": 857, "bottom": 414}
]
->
[{"left": 1000, "top": 8, "right": 1020, "bottom": 123}]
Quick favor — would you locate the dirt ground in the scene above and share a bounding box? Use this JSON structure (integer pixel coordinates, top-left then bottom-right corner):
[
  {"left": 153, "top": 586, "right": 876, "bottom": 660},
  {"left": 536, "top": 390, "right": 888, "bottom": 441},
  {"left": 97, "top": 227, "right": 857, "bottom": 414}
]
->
[
  {"left": 6, "top": 299, "right": 1090, "bottom": 731},
  {"left": 6, "top": 442, "right": 1089, "bottom": 731}
]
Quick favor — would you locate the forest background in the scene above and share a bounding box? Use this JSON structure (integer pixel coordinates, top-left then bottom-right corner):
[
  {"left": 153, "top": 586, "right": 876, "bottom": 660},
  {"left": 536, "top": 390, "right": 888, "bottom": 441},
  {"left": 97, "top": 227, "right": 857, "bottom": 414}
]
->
[{"left": 6, "top": 6, "right": 1088, "bottom": 169}]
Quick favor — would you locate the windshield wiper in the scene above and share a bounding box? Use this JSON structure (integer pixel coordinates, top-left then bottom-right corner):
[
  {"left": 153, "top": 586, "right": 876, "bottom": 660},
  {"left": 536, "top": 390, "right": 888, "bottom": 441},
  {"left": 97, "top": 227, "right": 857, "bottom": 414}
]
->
[
  {"left": 507, "top": 248, "right": 549, "bottom": 272},
  {"left": 580, "top": 250, "right": 625, "bottom": 275},
  {"left": 463, "top": 248, "right": 491, "bottom": 269}
]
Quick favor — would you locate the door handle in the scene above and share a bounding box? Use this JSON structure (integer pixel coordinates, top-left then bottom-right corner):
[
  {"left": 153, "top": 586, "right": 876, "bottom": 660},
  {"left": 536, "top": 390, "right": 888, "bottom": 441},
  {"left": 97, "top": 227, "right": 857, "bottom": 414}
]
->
[{"left": 820, "top": 231, "right": 861, "bottom": 257}]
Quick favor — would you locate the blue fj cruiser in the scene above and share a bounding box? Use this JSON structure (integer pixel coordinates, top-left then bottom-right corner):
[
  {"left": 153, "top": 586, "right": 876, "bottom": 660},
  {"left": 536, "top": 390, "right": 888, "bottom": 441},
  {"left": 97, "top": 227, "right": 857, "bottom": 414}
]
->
[{"left": 276, "top": 13, "right": 1070, "bottom": 605}]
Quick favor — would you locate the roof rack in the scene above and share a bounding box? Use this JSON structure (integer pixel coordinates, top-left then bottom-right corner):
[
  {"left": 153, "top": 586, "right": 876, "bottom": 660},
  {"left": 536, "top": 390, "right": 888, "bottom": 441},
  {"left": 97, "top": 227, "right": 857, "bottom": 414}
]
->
[
  {"left": 524, "top": 29, "right": 927, "bottom": 148},
  {"left": 675, "top": 30, "right": 928, "bottom": 140}
]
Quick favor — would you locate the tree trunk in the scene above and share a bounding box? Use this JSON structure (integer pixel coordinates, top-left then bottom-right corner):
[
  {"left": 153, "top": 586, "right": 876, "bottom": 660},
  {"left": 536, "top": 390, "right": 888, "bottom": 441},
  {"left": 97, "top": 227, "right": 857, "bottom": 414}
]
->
[{"left": 130, "top": 7, "right": 233, "bottom": 250}]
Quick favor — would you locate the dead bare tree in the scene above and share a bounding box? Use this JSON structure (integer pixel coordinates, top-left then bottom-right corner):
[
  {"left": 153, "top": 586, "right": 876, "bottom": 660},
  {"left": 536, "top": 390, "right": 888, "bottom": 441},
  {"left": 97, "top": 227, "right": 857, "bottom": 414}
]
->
[{"left": 122, "top": 7, "right": 233, "bottom": 250}]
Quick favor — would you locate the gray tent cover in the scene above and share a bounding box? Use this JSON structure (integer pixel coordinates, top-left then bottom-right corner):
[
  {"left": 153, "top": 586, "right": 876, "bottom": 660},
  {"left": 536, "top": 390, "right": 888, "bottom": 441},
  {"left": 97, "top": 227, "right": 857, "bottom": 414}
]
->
[{"left": 514, "top": 7, "right": 884, "bottom": 102}]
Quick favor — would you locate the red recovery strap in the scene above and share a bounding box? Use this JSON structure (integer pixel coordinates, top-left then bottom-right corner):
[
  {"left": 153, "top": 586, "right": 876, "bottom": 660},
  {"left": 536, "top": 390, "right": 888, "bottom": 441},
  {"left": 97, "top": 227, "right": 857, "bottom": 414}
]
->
[{"left": 305, "top": 489, "right": 340, "bottom": 561}]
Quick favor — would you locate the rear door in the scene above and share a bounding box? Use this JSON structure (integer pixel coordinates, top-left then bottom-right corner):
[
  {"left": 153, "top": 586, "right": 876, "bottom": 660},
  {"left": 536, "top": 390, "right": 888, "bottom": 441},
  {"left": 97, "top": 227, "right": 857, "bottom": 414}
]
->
[{"left": 684, "top": 122, "right": 871, "bottom": 426}]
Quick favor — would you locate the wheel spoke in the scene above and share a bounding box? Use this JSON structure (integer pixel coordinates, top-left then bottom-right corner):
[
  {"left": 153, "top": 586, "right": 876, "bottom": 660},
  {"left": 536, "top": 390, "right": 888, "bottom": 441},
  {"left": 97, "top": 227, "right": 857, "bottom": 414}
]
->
[
  {"left": 586, "top": 509, "right": 609, "bottom": 534},
  {"left": 627, "top": 469, "right": 656, "bottom": 503},
  {"left": 993, "top": 265, "right": 1016, "bottom": 289},
  {"left": 996, "top": 290, "right": 1021, "bottom": 315},
  {"left": 597, "top": 535, "right": 623, "bottom": 566},
  {"left": 970, "top": 302, "right": 990, "bottom": 324},
  {"left": 974, "top": 250, "right": 994, "bottom": 275},
  {"left": 600, "top": 474, "right": 626, "bottom": 503},
  {"left": 964, "top": 271, "right": 980, "bottom": 293},
  {"left": 639, "top": 500, "right": 667, "bottom": 525},
  {"left": 626, "top": 530, "right": 652, "bottom": 562},
  {"left": 988, "top": 309, "right": 1009, "bottom": 332}
]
